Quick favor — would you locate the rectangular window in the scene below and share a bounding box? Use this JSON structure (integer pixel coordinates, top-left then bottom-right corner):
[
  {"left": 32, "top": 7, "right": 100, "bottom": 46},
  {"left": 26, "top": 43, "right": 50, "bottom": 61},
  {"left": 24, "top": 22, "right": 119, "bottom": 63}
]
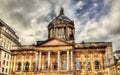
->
[
  {"left": 63, "top": 61, "right": 67, "bottom": 70},
  {"left": 58, "top": 28, "right": 62, "bottom": 38},
  {"left": 0, "top": 61, "right": 1, "bottom": 68},
  {"left": 64, "top": 27, "right": 66, "bottom": 37},
  {"left": 2, "top": 68, "right": 4, "bottom": 72},
  {"left": 7, "top": 61, "right": 8, "bottom": 66},
  {"left": 6, "top": 68, "right": 7, "bottom": 73},
  {"left": 4, "top": 53, "right": 6, "bottom": 58},
  {"left": 76, "top": 60, "right": 81, "bottom": 71},
  {"left": 8, "top": 55, "right": 9, "bottom": 59},
  {"left": 3, "top": 60, "right": 5, "bottom": 65}
]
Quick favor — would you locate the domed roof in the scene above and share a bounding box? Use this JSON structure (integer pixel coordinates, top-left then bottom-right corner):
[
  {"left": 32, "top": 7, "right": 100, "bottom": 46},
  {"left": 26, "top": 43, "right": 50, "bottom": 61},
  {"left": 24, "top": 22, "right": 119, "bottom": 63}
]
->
[{"left": 49, "top": 7, "right": 73, "bottom": 26}]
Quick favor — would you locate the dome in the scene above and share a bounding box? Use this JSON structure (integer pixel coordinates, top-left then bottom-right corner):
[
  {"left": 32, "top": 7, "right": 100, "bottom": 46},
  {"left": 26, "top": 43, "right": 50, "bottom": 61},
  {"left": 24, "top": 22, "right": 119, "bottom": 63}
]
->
[{"left": 48, "top": 7, "right": 74, "bottom": 26}]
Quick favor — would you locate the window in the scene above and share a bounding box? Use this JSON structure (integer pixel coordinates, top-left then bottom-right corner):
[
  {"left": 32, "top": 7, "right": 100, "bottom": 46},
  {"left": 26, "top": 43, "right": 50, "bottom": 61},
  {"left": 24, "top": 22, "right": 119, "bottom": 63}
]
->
[
  {"left": 6, "top": 68, "right": 7, "bottom": 73},
  {"left": 0, "top": 61, "right": 1, "bottom": 68},
  {"left": 3, "top": 60, "right": 5, "bottom": 65},
  {"left": 45, "top": 61, "right": 48, "bottom": 70},
  {"left": 75, "top": 60, "right": 81, "bottom": 71},
  {"left": 64, "top": 27, "right": 66, "bottom": 37},
  {"left": 94, "top": 60, "right": 100, "bottom": 70},
  {"left": 62, "top": 61, "right": 67, "bottom": 70},
  {"left": 7, "top": 61, "right": 8, "bottom": 66},
  {"left": 24, "top": 62, "right": 29, "bottom": 72},
  {"left": 84, "top": 60, "right": 91, "bottom": 71},
  {"left": 8, "top": 55, "right": 9, "bottom": 59},
  {"left": 4, "top": 53, "right": 6, "bottom": 58},
  {"left": 58, "top": 28, "right": 62, "bottom": 38},
  {"left": 17, "top": 62, "right": 21, "bottom": 72},
  {"left": 53, "top": 61, "right": 57, "bottom": 70},
  {"left": 2, "top": 67, "right": 4, "bottom": 72}
]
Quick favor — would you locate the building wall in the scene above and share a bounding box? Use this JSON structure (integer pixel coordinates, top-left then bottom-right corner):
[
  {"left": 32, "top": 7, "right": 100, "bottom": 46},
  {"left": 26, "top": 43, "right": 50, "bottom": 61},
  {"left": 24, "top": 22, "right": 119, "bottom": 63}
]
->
[
  {"left": 0, "top": 19, "right": 21, "bottom": 75},
  {"left": 109, "top": 63, "right": 120, "bottom": 75},
  {"left": 0, "top": 50, "right": 11, "bottom": 74},
  {"left": 73, "top": 48, "right": 106, "bottom": 75},
  {"left": 9, "top": 42, "right": 112, "bottom": 75}
]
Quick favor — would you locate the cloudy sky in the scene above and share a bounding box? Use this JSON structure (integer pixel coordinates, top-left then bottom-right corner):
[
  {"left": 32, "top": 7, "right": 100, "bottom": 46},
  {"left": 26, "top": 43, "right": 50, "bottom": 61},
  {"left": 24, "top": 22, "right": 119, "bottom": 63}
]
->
[{"left": 0, "top": 0, "right": 120, "bottom": 50}]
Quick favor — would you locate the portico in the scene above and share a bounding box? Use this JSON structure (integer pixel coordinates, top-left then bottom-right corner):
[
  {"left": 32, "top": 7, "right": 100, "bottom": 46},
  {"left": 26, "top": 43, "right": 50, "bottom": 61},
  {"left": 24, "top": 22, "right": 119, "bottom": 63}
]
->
[{"left": 35, "top": 38, "right": 74, "bottom": 72}]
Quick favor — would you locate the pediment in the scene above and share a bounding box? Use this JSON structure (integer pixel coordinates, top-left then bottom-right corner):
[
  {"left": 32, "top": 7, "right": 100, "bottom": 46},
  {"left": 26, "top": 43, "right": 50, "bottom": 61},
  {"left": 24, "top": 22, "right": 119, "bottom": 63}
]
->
[{"left": 39, "top": 38, "right": 71, "bottom": 46}]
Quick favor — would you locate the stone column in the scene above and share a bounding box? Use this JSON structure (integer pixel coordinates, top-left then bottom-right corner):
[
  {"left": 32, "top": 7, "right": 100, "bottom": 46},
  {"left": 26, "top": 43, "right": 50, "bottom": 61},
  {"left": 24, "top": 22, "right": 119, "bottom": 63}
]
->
[
  {"left": 35, "top": 52, "right": 38, "bottom": 72},
  {"left": 91, "top": 54, "right": 94, "bottom": 71},
  {"left": 22, "top": 55, "right": 25, "bottom": 72},
  {"left": 58, "top": 51, "right": 60, "bottom": 71},
  {"left": 48, "top": 51, "right": 51, "bottom": 71},
  {"left": 30, "top": 56, "right": 32, "bottom": 71},
  {"left": 71, "top": 50, "right": 73, "bottom": 71},
  {"left": 13, "top": 55, "right": 16, "bottom": 72},
  {"left": 62, "top": 28, "right": 64, "bottom": 38},
  {"left": 101, "top": 54, "right": 104, "bottom": 70},
  {"left": 10, "top": 56, "right": 13, "bottom": 73},
  {"left": 67, "top": 50, "right": 70, "bottom": 71},
  {"left": 39, "top": 51, "right": 42, "bottom": 71},
  {"left": 56, "top": 28, "right": 58, "bottom": 37}
]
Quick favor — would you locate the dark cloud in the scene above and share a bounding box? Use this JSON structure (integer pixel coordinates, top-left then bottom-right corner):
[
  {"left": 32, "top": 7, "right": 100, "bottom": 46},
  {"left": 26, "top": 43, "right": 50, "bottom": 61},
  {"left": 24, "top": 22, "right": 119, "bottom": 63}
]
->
[{"left": 0, "top": 0, "right": 120, "bottom": 50}]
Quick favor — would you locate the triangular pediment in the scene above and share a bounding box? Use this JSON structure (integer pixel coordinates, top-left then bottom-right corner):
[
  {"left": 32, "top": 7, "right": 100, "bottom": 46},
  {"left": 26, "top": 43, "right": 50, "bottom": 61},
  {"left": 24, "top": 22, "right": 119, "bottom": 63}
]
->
[{"left": 38, "top": 38, "right": 71, "bottom": 46}]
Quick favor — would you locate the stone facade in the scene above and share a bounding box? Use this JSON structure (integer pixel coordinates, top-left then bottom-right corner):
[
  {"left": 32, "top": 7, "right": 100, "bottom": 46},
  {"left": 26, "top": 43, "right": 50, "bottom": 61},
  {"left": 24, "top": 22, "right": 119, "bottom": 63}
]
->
[
  {"left": 109, "top": 53, "right": 120, "bottom": 75},
  {"left": 0, "top": 19, "right": 21, "bottom": 75},
  {"left": 9, "top": 8, "right": 113, "bottom": 75}
]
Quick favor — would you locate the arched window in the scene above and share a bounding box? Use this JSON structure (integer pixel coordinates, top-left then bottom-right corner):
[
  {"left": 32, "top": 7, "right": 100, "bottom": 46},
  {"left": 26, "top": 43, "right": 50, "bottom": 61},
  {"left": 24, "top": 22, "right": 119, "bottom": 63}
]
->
[
  {"left": 85, "top": 60, "right": 91, "bottom": 71},
  {"left": 94, "top": 60, "right": 100, "bottom": 70},
  {"left": 75, "top": 60, "right": 81, "bottom": 71},
  {"left": 24, "top": 62, "right": 29, "bottom": 72},
  {"left": 16, "top": 62, "right": 21, "bottom": 72},
  {"left": 62, "top": 61, "right": 67, "bottom": 70}
]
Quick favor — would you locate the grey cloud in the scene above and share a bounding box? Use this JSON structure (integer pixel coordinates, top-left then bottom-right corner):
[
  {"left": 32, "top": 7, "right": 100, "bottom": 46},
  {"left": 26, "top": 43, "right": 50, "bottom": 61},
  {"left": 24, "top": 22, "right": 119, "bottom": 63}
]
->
[{"left": 0, "top": 0, "right": 120, "bottom": 50}]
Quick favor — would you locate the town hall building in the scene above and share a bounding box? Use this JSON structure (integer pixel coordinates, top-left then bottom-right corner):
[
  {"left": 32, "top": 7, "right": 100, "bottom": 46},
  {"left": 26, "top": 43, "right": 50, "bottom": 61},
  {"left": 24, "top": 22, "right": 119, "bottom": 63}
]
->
[{"left": 9, "top": 8, "right": 113, "bottom": 75}]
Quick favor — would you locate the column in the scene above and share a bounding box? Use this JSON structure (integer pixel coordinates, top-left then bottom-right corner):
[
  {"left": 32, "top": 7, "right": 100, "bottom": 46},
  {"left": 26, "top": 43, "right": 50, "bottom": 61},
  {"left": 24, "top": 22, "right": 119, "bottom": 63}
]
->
[
  {"left": 62, "top": 28, "right": 64, "bottom": 38},
  {"left": 13, "top": 55, "right": 16, "bottom": 72},
  {"left": 100, "top": 54, "right": 103, "bottom": 71},
  {"left": 58, "top": 51, "right": 60, "bottom": 71},
  {"left": 67, "top": 50, "right": 70, "bottom": 71},
  {"left": 38, "top": 51, "right": 42, "bottom": 71},
  {"left": 56, "top": 28, "right": 58, "bottom": 37},
  {"left": 48, "top": 51, "right": 51, "bottom": 71},
  {"left": 21, "top": 55, "right": 24, "bottom": 72},
  {"left": 10, "top": 56, "right": 13, "bottom": 73},
  {"left": 71, "top": 50, "right": 73, "bottom": 71},
  {"left": 91, "top": 54, "right": 94, "bottom": 72},
  {"left": 35, "top": 52, "right": 38, "bottom": 72},
  {"left": 30, "top": 56, "right": 32, "bottom": 71}
]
